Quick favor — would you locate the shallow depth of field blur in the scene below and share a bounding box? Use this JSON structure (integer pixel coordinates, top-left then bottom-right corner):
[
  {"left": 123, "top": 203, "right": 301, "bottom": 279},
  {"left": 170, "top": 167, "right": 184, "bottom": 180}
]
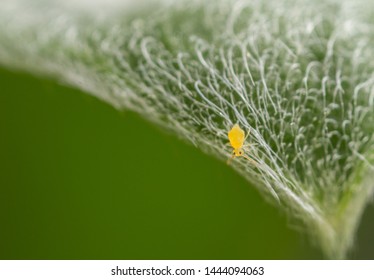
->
[{"left": 0, "top": 67, "right": 373, "bottom": 259}]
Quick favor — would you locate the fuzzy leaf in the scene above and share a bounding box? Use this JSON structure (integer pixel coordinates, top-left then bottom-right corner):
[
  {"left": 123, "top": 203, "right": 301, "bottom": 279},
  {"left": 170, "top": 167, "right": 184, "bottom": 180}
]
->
[{"left": 0, "top": 0, "right": 373, "bottom": 258}]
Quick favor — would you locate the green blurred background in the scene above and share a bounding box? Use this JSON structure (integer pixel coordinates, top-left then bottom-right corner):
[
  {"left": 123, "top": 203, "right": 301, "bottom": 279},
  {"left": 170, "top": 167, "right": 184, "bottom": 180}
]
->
[{"left": 0, "top": 67, "right": 373, "bottom": 259}]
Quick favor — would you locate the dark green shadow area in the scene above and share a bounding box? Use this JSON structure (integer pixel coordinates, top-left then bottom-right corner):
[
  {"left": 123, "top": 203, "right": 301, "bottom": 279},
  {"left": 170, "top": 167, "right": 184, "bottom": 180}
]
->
[{"left": 0, "top": 67, "right": 371, "bottom": 259}]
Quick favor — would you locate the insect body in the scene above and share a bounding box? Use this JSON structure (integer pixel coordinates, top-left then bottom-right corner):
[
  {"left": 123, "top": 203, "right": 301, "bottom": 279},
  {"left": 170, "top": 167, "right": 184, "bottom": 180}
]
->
[{"left": 227, "top": 124, "right": 257, "bottom": 165}]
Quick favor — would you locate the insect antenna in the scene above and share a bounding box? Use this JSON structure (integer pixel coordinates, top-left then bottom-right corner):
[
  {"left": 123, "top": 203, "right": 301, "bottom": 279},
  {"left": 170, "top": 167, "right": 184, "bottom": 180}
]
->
[
  {"left": 227, "top": 154, "right": 235, "bottom": 165},
  {"left": 242, "top": 154, "right": 258, "bottom": 166}
]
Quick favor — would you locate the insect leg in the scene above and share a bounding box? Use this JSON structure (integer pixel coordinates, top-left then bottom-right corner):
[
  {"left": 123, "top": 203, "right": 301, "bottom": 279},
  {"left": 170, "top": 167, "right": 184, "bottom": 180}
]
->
[
  {"left": 243, "top": 143, "right": 258, "bottom": 148},
  {"left": 244, "top": 127, "right": 251, "bottom": 142}
]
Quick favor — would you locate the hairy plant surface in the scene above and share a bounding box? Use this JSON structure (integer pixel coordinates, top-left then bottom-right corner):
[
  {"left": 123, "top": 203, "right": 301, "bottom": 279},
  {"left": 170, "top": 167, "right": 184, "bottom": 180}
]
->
[{"left": 0, "top": 0, "right": 373, "bottom": 258}]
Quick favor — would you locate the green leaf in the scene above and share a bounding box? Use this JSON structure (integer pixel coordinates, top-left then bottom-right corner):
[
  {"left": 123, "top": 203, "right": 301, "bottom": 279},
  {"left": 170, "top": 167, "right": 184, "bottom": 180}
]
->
[{"left": 0, "top": 0, "right": 373, "bottom": 258}]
